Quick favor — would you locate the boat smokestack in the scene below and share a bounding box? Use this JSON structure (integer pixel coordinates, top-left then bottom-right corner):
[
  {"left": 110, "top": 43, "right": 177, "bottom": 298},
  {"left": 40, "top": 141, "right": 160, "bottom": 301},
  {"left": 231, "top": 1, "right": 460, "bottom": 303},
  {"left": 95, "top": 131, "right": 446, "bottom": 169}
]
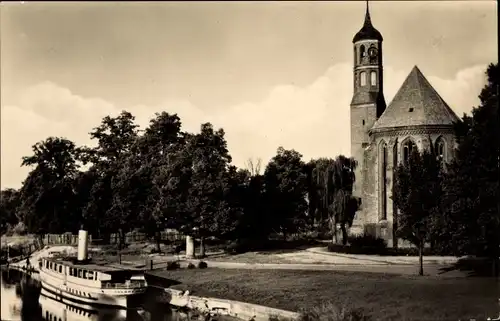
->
[{"left": 77, "top": 229, "right": 89, "bottom": 261}]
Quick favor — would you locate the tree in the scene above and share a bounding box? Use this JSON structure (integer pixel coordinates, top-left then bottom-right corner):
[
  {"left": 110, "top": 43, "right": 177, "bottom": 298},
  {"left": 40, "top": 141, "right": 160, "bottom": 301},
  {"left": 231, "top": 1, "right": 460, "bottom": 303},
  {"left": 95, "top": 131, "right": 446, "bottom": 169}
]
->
[
  {"left": 85, "top": 111, "right": 140, "bottom": 245},
  {"left": 18, "top": 137, "right": 82, "bottom": 236},
  {"left": 0, "top": 189, "right": 21, "bottom": 234},
  {"left": 306, "top": 157, "right": 358, "bottom": 244},
  {"left": 393, "top": 145, "right": 443, "bottom": 276},
  {"left": 328, "top": 156, "right": 358, "bottom": 245},
  {"left": 263, "top": 147, "right": 308, "bottom": 240},
  {"left": 182, "top": 123, "right": 233, "bottom": 257},
  {"left": 438, "top": 63, "right": 499, "bottom": 276},
  {"left": 138, "top": 112, "right": 187, "bottom": 251}
]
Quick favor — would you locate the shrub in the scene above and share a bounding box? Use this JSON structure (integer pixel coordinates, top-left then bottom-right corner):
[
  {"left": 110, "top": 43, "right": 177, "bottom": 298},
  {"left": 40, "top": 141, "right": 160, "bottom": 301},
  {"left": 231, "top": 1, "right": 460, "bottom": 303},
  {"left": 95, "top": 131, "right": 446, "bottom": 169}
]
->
[
  {"left": 348, "top": 234, "right": 387, "bottom": 249},
  {"left": 225, "top": 237, "right": 322, "bottom": 255},
  {"left": 187, "top": 263, "right": 196, "bottom": 269},
  {"left": 299, "top": 302, "right": 372, "bottom": 321},
  {"left": 197, "top": 261, "right": 208, "bottom": 269},
  {"left": 166, "top": 261, "right": 180, "bottom": 270},
  {"left": 327, "top": 234, "right": 387, "bottom": 255}
]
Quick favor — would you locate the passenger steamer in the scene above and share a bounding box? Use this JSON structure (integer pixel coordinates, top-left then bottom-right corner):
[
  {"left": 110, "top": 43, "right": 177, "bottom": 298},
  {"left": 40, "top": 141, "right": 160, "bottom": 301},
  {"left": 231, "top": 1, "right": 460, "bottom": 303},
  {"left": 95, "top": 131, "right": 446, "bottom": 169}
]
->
[{"left": 39, "top": 229, "right": 147, "bottom": 308}]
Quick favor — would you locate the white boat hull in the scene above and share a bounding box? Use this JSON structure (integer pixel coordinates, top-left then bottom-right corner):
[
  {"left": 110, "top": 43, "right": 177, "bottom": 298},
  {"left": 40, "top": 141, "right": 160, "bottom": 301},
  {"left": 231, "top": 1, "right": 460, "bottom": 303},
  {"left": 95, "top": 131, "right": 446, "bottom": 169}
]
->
[
  {"left": 40, "top": 268, "right": 146, "bottom": 308},
  {"left": 39, "top": 288, "right": 128, "bottom": 321}
]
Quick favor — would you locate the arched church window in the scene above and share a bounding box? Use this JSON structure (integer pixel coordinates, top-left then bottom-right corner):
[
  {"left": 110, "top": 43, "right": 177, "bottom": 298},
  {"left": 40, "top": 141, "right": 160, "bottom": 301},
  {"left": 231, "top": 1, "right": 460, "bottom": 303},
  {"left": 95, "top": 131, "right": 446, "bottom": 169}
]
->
[
  {"left": 360, "top": 45, "right": 366, "bottom": 61},
  {"left": 379, "top": 142, "right": 388, "bottom": 221},
  {"left": 435, "top": 137, "right": 446, "bottom": 163},
  {"left": 360, "top": 71, "right": 367, "bottom": 86},
  {"left": 402, "top": 139, "right": 417, "bottom": 165},
  {"left": 370, "top": 71, "right": 377, "bottom": 86}
]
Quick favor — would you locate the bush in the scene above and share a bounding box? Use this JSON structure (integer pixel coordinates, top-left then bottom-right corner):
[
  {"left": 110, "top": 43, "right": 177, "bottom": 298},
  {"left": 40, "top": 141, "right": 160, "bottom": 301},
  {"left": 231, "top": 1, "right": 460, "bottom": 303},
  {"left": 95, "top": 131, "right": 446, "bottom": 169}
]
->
[
  {"left": 224, "top": 237, "right": 323, "bottom": 255},
  {"left": 187, "top": 263, "right": 196, "bottom": 269},
  {"left": 197, "top": 261, "right": 208, "bottom": 269},
  {"left": 166, "top": 261, "right": 180, "bottom": 270},
  {"left": 328, "top": 234, "right": 449, "bottom": 256},
  {"left": 327, "top": 235, "right": 387, "bottom": 255},
  {"left": 348, "top": 234, "right": 386, "bottom": 249},
  {"left": 299, "top": 302, "right": 372, "bottom": 321}
]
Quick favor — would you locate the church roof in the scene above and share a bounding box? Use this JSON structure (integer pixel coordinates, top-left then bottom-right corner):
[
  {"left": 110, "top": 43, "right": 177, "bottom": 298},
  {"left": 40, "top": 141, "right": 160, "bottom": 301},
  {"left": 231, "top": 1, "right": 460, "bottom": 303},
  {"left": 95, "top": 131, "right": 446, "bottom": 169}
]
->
[
  {"left": 371, "top": 66, "right": 460, "bottom": 131},
  {"left": 353, "top": 3, "right": 383, "bottom": 43}
]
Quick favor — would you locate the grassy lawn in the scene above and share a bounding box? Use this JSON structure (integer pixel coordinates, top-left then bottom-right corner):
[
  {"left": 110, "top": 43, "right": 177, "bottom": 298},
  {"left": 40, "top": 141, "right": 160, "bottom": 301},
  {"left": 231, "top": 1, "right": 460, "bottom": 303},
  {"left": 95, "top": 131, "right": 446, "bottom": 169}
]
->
[{"left": 149, "top": 268, "right": 500, "bottom": 321}]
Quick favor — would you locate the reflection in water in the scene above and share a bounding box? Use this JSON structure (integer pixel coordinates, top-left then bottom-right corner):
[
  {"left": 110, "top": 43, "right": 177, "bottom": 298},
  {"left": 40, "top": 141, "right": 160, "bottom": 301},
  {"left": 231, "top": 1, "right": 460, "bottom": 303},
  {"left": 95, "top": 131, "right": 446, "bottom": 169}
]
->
[{"left": 1, "top": 268, "right": 235, "bottom": 321}]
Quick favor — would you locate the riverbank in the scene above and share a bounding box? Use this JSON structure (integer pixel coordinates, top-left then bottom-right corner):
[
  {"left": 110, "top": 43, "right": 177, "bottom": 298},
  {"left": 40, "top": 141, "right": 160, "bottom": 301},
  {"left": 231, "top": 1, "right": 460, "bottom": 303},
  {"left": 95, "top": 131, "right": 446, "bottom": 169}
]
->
[{"left": 148, "top": 268, "right": 500, "bottom": 321}]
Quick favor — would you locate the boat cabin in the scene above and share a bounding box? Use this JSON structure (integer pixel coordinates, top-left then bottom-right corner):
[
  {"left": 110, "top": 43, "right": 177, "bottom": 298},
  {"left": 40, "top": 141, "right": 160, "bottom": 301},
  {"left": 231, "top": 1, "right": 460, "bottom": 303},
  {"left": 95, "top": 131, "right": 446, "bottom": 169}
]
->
[{"left": 40, "top": 257, "right": 145, "bottom": 286}]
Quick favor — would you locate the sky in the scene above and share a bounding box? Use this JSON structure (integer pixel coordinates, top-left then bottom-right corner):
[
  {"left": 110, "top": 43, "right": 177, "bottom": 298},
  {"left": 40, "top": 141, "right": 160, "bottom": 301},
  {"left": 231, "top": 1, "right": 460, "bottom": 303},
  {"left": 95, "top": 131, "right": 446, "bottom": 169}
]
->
[{"left": 1, "top": 1, "right": 497, "bottom": 189}]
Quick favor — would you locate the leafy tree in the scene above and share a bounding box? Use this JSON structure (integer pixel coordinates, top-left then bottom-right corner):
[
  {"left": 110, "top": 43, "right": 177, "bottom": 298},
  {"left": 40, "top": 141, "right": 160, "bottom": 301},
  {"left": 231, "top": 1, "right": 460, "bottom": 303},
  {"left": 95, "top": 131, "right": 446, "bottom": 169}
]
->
[
  {"left": 306, "top": 157, "right": 358, "bottom": 244},
  {"left": 393, "top": 145, "right": 443, "bottom": 276},
  {"left": 263, "top": 147, "right": 308, "bottom": 240},
  {"left": 85, "top": 111, "right": 140, "bottom": 244},
  {"left": 182, "top": 123, "right": 232, "bottom": 257},
  {"left": 18, "top": 137, "right": 82, "bottom": 236},
  {"left": 0, "top": 188, "right": 21, "bottom": 234},
  {"left": 438, "top": 63, "right": 499, "bottom": 276},
  {"left": 329, "top": 156, "right": 359, "bottom": 245},
  {"left": 137, "top": 112, "right": 189, "bottom": 251}
]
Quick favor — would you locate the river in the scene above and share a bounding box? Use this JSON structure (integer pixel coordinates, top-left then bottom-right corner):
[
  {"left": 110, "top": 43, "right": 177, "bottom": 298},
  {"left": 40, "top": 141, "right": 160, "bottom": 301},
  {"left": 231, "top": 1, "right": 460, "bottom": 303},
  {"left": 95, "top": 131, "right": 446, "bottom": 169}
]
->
[{"left": 0, "top": 268, "right": 235, "bottom": 321}]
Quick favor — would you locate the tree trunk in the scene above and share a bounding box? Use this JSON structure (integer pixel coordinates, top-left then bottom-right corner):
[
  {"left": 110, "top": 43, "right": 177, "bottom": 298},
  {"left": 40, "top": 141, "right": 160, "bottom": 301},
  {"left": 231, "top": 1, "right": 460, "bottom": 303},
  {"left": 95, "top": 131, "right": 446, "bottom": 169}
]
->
[
  {"left": 118, "top": 228, "right": 123, "bottom": 265},
  {"left": 418, "top": 240, "right": 424, "bottom": 276},
  {"left": 155, "top": 230, "right": 161, "bottom": 253},
  {"left": 198, "top": 236, "right": 206, "bottom": 258},
  {"left": 341, "top": 223, "right": 348, "bottom": 246},
  {"left": 330, "top": 219, "right": 338, "bottom": 244},
  {"left": 492, "top": 244, "right": 499, "bottom": 277}
]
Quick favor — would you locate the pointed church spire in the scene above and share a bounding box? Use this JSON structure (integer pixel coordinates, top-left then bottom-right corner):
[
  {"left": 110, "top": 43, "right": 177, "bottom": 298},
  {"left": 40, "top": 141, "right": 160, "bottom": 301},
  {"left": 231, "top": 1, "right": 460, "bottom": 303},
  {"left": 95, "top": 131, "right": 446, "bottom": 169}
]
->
[
  {"left": 365, "top": 0, "right": 372, "bottom": 26},
  {"left": 353, "top": 0, "right": 383, "bottom": 43}
]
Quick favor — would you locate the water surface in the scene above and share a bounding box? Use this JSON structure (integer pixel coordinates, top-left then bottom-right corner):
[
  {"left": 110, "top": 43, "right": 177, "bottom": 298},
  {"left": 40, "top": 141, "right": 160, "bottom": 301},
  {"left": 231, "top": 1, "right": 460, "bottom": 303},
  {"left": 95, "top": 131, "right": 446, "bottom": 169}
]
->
[{"left": 0, "top": 268, "right": 232, "bottom": 321}]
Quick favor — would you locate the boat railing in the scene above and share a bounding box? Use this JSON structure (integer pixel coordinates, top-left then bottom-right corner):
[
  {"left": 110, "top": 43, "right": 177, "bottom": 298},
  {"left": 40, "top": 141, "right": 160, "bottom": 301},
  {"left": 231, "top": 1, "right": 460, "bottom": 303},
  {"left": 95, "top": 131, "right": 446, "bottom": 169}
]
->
[{"left": 102, "top": 280, "right": 146, "bottom": 289}]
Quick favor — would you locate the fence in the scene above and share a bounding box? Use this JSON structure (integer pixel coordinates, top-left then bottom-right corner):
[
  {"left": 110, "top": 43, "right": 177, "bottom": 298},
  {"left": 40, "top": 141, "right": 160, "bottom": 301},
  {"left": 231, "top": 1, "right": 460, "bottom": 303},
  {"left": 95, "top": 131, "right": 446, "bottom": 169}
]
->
[
  {"left": 109, "top": 230, "right": 186, "bottom": 244},
  {"left": 43, "top": 233, "right": 93, "bottom": 246}
]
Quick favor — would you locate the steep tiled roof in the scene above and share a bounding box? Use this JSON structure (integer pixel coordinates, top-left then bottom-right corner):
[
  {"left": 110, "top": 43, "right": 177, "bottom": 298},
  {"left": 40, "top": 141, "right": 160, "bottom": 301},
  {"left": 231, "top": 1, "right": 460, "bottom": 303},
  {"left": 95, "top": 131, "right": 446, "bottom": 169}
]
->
[
  {"left": 371, "top": 66, "right": 460, "bottom": 131},
  {"left": 353, "top": 3, "right": 383, "bottom": 43}
]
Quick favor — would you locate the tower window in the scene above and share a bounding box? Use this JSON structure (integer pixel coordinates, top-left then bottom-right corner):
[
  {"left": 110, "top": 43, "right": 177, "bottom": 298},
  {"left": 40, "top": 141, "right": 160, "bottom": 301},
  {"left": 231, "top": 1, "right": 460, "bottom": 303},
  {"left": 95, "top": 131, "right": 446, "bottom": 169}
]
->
[
  {"left": 360, "top": 71, "right": 367, "bottom": 86},
  {"left": 362, "top": 120, "right": 365, "bottom": 125},
  {"left": 403, "top": 139, "right": 417, "bottom": 165},
  {"left": 370, "top": 71, "right": 377, "bottom": 86},
  {"left": 360, "top": 45, "right": 366, "bottom": 61}
]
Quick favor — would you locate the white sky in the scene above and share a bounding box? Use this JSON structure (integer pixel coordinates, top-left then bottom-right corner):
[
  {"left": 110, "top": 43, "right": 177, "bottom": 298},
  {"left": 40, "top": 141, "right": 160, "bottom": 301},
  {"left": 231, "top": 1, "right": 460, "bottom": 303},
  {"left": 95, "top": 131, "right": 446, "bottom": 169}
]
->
[{"left": 1, "top": 1, "right": 497, "bottom": 189}]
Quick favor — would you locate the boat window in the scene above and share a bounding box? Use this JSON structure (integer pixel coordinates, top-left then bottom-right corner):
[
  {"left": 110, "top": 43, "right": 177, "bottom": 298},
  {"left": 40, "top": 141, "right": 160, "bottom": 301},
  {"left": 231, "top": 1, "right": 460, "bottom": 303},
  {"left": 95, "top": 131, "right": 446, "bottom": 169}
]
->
[
  {"left": 45, "top": 261, "right": 49, "bottom": 268},
  {"left": 78, "top": 269, "right": 82, "bottom": 278},
  {"left": 88, "top": 271, "right": 94, "bottom": 280},
  {"left": 58, "top": 265, "right": 62, "bottom": 273},
  {"left": 83, "top": 270, "right": 87, "bottom": 279},
  {"left": 46, "top": 311, "right": 49, "bottom": 320}
]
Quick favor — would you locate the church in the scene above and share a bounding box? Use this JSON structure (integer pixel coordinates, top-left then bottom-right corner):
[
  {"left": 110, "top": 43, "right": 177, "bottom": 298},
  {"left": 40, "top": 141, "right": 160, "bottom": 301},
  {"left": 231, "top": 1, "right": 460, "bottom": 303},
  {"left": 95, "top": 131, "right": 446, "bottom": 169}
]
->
[{"left": 349, "top": 3, "right": 460, "bottom": 247}]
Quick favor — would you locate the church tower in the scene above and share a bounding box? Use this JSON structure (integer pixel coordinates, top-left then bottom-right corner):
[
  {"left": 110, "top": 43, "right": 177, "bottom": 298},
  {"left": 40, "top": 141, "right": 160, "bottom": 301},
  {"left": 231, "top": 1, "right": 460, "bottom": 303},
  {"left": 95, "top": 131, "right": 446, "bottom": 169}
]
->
[{"left": 350, "top": 1, "right": 386, "bottom": 201}]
